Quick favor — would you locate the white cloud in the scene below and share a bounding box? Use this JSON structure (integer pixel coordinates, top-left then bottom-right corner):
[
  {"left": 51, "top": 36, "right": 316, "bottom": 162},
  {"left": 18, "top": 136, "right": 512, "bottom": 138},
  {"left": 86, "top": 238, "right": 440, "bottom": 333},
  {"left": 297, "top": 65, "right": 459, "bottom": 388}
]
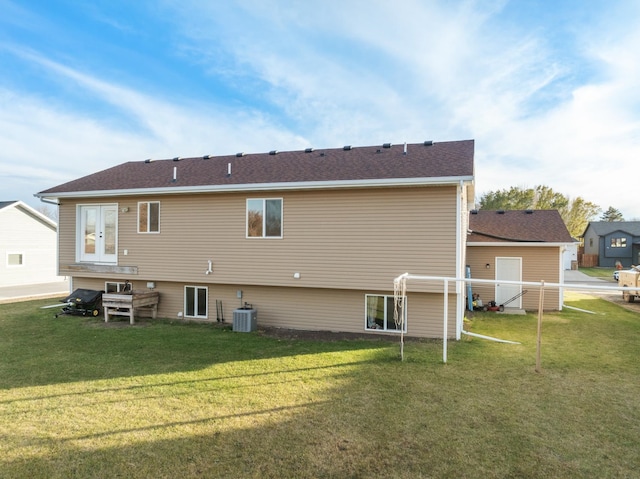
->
[{"left": 2, "top": 0, "right": 639, "bottom": 219}]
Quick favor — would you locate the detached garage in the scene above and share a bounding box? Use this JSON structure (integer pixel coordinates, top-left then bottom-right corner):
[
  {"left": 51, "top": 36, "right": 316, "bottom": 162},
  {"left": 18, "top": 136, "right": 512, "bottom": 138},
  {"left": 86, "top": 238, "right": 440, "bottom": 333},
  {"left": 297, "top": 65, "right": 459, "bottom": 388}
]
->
[{"left": 466, "top": 210, "right": 575, "bottom": 311}]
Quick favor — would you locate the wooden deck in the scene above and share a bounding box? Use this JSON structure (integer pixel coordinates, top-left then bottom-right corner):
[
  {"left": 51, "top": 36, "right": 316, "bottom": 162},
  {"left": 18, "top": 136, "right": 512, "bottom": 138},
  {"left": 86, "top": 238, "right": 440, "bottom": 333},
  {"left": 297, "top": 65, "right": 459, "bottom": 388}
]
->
[{"left": 102, "top": 291, "right": 160, "bottom": 325}]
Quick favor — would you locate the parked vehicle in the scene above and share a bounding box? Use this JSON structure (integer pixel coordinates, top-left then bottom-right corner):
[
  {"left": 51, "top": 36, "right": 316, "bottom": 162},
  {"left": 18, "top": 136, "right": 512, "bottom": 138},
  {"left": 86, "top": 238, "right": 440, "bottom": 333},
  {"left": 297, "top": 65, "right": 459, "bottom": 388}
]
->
[{"left": 618, "top": 266, "right": 640, "bottom": 303}]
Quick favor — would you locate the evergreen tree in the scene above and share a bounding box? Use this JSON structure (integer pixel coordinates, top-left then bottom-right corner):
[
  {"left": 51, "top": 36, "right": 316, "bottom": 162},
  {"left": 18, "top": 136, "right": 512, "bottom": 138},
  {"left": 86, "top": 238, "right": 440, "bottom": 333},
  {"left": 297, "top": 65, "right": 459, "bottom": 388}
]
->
[{"left": 600, "top": 206, "right": 624, "bottom": 222}]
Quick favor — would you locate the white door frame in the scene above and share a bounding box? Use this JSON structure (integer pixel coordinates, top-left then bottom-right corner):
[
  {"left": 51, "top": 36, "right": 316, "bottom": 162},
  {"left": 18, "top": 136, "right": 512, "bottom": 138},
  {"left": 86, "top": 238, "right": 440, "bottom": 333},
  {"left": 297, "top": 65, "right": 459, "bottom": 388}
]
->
[{"left": 78, "top": 204, "right": 118, "bottom": 263}]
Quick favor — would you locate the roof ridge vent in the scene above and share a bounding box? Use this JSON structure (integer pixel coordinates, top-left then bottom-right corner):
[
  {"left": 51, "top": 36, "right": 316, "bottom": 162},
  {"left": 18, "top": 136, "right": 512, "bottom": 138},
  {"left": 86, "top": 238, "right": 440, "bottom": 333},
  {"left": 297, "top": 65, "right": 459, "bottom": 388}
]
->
[
  {"left": 144, "top": 159, "right": 154, "bottom": 163},
  {"left": 343, "top": 145, "right": 352, "bottom": 150},
  {"left": 236, "top": 152, "right": 246, "bottom": 157},
  {"left": 304, "top": 148, "right": 314, "bottom": 153},
  {"left": 203, "top": 155, "right": 211, "bottom": 159},
  {"left": 470, "top": 209, "right": 478, "bottom": 214},
  {"left": 383, "top": 143, "right": 392, "bottom": 148},
  {"left": 525, "top": 209, "right": 533, "bottom": 214},
  {"left": 173, "top": 157, "right": 181, "bottom": 161},
  {"left": 497, "top": 210, "right": 505, "bottom": 214},
  {"left": 269, "top": 150, "right": 278, "bottom": 155},
  {"left": 424, "top": 140, "right": 434, "bottom": 146}
]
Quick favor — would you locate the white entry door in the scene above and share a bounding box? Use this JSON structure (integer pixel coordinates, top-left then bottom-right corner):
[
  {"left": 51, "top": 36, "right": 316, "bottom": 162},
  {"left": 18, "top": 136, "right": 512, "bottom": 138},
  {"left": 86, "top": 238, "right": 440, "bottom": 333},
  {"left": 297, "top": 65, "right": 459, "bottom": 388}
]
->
[
  {"left": 79, "top": 205, "right": 117, "bottom": 263},
  {"left": 495, "top": 257, "right": 522, "bottom": 308}
]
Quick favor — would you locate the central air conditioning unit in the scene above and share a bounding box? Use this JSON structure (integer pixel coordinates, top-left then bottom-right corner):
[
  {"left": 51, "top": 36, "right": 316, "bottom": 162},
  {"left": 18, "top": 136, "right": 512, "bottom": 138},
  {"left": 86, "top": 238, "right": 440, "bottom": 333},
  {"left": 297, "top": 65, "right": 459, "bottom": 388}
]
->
[{"left": 233, "top": 306, "right": 257, "bottom": 332}]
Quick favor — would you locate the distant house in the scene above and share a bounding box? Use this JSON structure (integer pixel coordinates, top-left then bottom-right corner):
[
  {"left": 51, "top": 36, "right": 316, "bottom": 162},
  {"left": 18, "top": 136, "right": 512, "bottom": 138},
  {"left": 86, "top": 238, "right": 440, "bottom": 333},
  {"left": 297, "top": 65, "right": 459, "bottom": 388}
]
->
[
  {"left": 0, "top": 201, "right": 63, "bottom": 287},
  {"left": 36, "top": 140, "right": 475, "bottom": 339},
  {"left": 582, "top": 221, "right": 640, "bottom": 268},
  {"left": 466, "top": 210, "right": 575, "bottom": 311}
]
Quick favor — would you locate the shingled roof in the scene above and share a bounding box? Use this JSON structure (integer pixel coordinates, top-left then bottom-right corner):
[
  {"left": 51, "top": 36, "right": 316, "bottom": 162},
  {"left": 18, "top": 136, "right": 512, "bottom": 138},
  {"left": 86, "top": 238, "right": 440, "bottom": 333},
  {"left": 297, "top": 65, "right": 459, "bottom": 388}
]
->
[
  {"left": 468, "top": 210, "right": 574, "bottom": 244},
  {"left": 583, "top": 221, "right": 640, "bottom": 238},
  {"left": 36, "top": 140, "right": 474, "bottom": 199}
]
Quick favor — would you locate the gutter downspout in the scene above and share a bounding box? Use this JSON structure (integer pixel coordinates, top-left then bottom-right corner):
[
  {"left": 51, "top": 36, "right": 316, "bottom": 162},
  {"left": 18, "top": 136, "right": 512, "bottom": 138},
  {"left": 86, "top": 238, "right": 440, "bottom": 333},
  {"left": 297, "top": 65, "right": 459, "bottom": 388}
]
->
[{"left": 455, "top": 180, "right": 465, "bottom": 340}]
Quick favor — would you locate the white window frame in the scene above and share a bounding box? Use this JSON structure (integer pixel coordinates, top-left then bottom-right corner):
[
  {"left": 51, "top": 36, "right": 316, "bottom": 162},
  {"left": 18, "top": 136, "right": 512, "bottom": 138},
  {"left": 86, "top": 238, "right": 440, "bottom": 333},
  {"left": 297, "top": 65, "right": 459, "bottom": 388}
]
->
[
  {"left": 610, "top": 237, "right": 627, "bottom": 248},
  {"left": 7, "top": 252, "right": 24, "bottom": 267},
  {"left": 184, "top": 285, "right": 208, "bottom": 319},
  {"left": 105, "top": 281, "right": 132, "bottom": 293},
  {"left": 138, "top": 201, "right": 160, "bottom": 234},
  {"left": 246, "top": 198, "right": 283, "bottom": 239},
  {"left": 365, "top": 294, "right": 407, "bottom": 333}
]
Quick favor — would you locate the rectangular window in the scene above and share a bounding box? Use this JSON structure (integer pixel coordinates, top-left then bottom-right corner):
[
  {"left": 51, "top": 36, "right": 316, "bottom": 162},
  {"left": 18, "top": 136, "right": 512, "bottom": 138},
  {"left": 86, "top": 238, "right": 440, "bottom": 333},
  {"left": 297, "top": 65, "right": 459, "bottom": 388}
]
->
[
  {"left": 247, "top": 198, "right": 282, "bottom": 238},
  {"left": 365, "top": 295, "right": 407, "bottom": 332},
  {"left": 610, "top": 237, "right": 627, "bottom": 248},
  {"left": 185, "top": 286, "right": 208, "bottom": 319},
  {"left": 105, "top": 282, "right": 132, "bottom": 293},
  {"left": 7, "top": 253, "right": 23, "bottom": 266},
  {"left": 138, "top": 201, "right": 160, "bottom": 233}
]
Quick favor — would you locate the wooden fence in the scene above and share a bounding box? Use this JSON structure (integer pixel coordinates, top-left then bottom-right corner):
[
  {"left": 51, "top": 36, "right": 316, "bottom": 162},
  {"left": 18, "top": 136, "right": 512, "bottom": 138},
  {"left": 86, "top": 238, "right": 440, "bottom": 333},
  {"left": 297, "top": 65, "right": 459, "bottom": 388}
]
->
[{"left": 578, "top": 253, "right": 598, "bottom": 267}]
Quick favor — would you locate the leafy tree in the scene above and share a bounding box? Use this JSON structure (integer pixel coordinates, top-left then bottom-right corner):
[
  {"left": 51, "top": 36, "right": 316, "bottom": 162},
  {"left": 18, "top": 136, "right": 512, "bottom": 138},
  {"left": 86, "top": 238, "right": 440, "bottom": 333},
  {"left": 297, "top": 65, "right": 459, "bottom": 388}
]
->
[
  {"left": 600, "top": 206, "right": 624, "bottom": 222},
  {"left": 477, "top": 185, "right": 601, "bottom": 238}
]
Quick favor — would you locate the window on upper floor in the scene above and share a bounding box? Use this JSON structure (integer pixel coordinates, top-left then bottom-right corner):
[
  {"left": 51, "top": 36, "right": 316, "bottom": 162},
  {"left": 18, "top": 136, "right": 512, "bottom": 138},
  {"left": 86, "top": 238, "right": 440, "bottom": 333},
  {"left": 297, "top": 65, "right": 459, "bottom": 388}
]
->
[
  {"left": 610, "top": 237, "right": 627, "bottom": 248},
  {"left": 138, "top": 201, "right": 160, "bottom": 233},
  {"left": 246, "top": 198, "right": 282, "bottom": 238},
  {"left": 365, "top": 294, "right": 407, "bottom": 333}
]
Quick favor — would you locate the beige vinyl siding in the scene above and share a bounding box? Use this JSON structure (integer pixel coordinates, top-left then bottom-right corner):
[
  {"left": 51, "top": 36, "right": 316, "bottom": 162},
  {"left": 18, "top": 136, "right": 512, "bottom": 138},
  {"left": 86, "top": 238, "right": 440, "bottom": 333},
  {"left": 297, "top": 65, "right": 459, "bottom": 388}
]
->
[
  {"left": 73, "top": 277, "right": 456, "bottom": 338},
  {"left": 466, "top": 246, "right": 562, "bottom": 310},
  {"left": 59, "top": 186, "right": 458, "bottom": 293},
  {"left": 59, "top": 185, "right": 461, "bottom": 339}
]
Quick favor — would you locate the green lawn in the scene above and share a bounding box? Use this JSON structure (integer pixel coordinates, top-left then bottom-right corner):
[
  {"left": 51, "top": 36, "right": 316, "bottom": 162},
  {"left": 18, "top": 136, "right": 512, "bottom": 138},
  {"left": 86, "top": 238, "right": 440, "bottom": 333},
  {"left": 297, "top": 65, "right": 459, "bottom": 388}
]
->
[
  {"left": 579, "top": 267, "right": 617, "bottom": 279},
  {"left": 1, "top": 295, "right": 639, "bottom": 478}
]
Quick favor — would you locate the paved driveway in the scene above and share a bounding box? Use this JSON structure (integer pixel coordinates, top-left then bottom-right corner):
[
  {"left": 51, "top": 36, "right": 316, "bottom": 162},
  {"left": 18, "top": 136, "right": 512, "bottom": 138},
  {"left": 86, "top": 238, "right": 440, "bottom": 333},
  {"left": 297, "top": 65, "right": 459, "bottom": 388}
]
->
[
  {"left": 0, "top": 280, "right": 70, "bottom": 304},
  {"left": 563, "top": 270, "right": 640, "bottom": 313}
]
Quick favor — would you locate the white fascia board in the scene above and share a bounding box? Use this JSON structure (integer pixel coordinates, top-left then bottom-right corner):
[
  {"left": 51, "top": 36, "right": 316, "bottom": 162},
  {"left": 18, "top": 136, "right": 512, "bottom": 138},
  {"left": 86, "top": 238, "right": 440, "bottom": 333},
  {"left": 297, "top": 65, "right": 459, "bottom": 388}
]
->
[
  {"left": 36, "top": 175, "right": 474, "bottom": 200},
  {"left": 467, "top": 242, "right": 573, "bottom": 247}
]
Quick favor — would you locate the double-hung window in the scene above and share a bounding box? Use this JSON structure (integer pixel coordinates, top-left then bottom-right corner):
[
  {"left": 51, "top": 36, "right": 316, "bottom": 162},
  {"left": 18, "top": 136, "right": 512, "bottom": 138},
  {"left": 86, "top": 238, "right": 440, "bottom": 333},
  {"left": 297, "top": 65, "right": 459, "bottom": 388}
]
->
[
  {"left": 365, "top": 294, "right": 407, "bottom": 332},
  {"left": 247, "top": 199, "right": 282, "bottom": 238},
  {"left": 138, "top": 201, "right": 160, "bottom": 233}
]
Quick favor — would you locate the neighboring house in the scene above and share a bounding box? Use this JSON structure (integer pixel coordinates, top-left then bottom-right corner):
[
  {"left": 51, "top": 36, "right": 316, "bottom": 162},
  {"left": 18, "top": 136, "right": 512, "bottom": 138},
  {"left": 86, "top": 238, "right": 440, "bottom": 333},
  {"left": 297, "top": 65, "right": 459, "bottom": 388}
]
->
[
  {"left": 582, "top": 221, "right": 640, "bottom": 268},
  {"left": 0, "top": 200, "right": 62, "bottom": 287},
  {"left": 466, "top": 210, "right": 575, "bottom": 311},
  {"left": 36, "top": 140, "right": 475, "bottom": 339}
]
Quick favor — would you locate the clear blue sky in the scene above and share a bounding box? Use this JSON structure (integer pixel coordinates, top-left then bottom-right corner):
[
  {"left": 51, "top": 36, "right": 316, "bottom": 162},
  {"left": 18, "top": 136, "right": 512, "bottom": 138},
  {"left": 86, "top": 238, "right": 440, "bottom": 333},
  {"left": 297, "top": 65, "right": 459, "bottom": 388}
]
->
[{"left": 1, "top": 0, "right": 639, "bottom": 219}]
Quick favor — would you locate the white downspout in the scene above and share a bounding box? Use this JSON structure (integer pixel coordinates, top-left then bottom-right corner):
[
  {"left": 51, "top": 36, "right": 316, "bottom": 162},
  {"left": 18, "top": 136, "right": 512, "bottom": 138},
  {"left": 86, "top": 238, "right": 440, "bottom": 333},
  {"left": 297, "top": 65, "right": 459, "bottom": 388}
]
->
[{"left": 455, "top": 180, "right": 465, "bottom": 340}]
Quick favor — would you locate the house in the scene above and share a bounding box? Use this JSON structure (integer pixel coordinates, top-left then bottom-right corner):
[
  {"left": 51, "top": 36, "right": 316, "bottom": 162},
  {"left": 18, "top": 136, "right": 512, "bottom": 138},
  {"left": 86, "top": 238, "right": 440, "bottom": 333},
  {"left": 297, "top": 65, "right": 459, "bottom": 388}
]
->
[
  {"left": 35, "top": 140, "right": 475, "bottom": 339},
  {"left": 0, "top": 200, "right": 63, "bottom": 287},
  {"left": 466, "top": 210, "right": 575, "bottom": 311},
  {"left": 581, "top": 221, "right": 640, "bottom": 268}
]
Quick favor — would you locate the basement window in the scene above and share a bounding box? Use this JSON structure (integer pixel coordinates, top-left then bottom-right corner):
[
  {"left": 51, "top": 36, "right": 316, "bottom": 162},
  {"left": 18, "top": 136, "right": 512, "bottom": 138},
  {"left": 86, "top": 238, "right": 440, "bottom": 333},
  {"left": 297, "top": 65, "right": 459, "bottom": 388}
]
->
[
  {"left": 185, "top": 285, "right": 208, "bottom": 319},
  {"left": 365, "top": 294, "right": 407, "bottom": 332},
  {"left": 105, "top": 282, "right": 131, "bottom": 293},
  {"left": 246, "top": 199, "right": 282, "bottom": 238},
  {"left": 138, "top": 201, "right": 160, "bottom": 233}
]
